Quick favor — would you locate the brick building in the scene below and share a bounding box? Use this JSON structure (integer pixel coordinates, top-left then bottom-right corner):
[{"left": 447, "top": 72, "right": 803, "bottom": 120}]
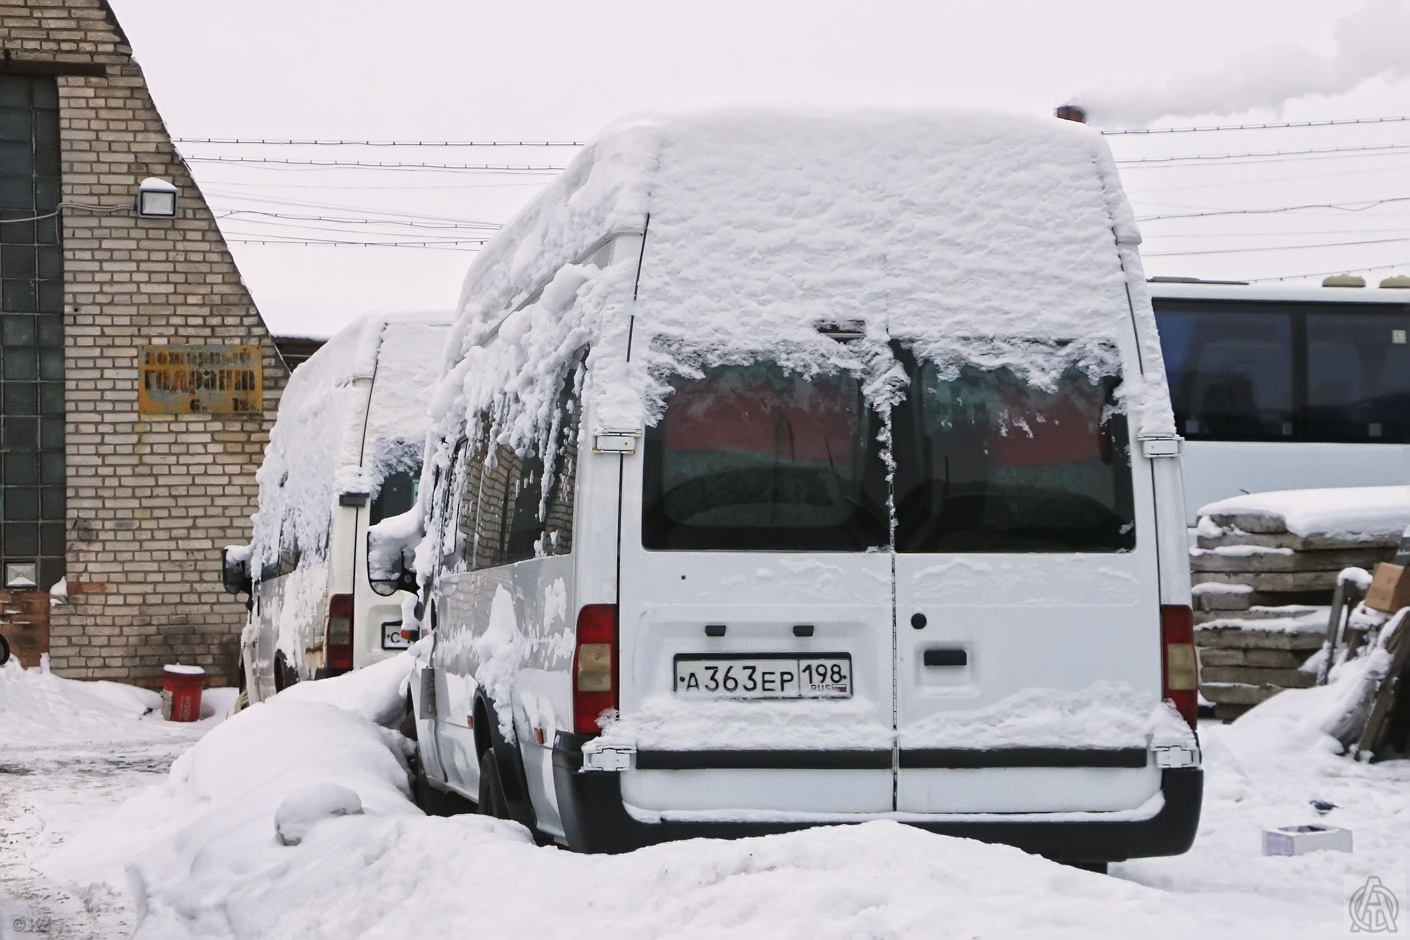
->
[{"left": 0, "top": 0, "right": 285, "bottom": 686}]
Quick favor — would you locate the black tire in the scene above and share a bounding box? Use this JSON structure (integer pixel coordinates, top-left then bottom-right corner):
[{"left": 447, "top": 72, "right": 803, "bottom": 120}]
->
[
  {"left": 413, "top": 751, "right": 476, "bottom": 816},
  {"left": 273, "top": 651, "right": 298, "bottom": 693},
  {"left": 398, "top": 693, "right": 418, "bottom": 742},
  {"left": 1066, "top": 861, "right": 1108, "bottom": 874},
  {"left": 0, "top": 632, "right": 10, "bottom": 667},
  {"left": 478, "top": 749, "right": 512, "bottom": 820}
]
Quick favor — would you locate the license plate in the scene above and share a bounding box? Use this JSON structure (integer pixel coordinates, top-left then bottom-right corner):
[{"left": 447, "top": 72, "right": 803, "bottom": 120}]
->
[
  {"left": 673, "top": 654, "right": 852, "bottom": 699},
  {"left": 381, "top": 620, "right": 409, "bottom": 650}
]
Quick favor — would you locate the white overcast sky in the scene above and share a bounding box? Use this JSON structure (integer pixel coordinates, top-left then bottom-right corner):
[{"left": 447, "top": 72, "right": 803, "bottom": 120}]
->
[{"left": 107, "top": 0, "right": 1410, "bottom": 338}]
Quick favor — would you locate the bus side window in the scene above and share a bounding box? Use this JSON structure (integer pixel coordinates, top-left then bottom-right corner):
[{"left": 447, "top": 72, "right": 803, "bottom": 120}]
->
[
  {"left": 1306, "top": 312, "right": 1410, "bottom": 443},
  {"left": 1156, "top": 308, "right": 1293, "bottom": 440}
]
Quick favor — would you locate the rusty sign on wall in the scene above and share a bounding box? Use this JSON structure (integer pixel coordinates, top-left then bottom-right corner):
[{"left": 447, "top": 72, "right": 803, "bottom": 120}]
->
[{"left": 138, "top": 345, "right": 262, "bottom": 414}]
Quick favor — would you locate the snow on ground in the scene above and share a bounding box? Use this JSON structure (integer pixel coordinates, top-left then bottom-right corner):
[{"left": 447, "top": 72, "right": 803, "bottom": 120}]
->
[
  {"left": 0, "top": 660, "right": 237, "bottom": 939},
  {"left": 5, "top": 656, "right": 1409, "bottom": 939}
]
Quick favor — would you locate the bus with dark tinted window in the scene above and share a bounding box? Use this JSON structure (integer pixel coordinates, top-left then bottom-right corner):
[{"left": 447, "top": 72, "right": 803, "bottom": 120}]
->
[{"left": 1149, "top": 279, "right": 1410, "bottom": 523}]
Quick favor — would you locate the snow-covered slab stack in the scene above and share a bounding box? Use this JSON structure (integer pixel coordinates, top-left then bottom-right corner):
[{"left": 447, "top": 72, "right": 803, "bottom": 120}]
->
[{"left": 1191, "top": 486, "right": 1410, "bottom": 720}]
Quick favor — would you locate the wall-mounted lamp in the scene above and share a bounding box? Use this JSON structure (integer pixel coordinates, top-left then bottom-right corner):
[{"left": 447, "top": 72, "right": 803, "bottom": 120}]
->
[
  {"left": 136, "top": 177, "right": 178, "bottom": 218},
  {"left": 5, "top": 562, "right": 37, "bottom": 589}
]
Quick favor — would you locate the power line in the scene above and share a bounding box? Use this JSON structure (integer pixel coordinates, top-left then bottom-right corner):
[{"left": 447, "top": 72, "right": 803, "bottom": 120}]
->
[
  {"left": 223, "top": 234, "right": 486, "bottom": 250},
  {"left": 1144, "top": 234, "right": 1410, "bottom": 257},
  {"left": 215, "top": 208, "right": 502, "bottom": 231},
  {"left": 176, "top": 138, "right": 585, "bottom": 147},
  {"left": 184, "top": 156, "right": 564, "bottom": 171},
  {"left": 1116, "top": 142, "right": 1410, "bottom": 167},
  {"left": 1137, "top": 196, "right": 1410, "bottom": 221},
  {"left": 1101, "top": 115, "right": 1410, "bottom": 135}
]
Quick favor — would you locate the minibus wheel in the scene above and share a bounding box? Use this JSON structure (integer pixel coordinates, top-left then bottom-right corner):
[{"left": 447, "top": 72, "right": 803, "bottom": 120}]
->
[
  {"left": 273, "top": 651, "right": 298, "bottom": 692},
  {"left": 478, "top": 750, "right": 512, "bottom": 819}
]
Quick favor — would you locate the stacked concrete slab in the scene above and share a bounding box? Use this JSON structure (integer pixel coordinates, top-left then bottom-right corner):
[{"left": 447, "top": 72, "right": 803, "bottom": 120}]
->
[{"left": 1193, "top": 507, "right": 1398, "bottom": 721}]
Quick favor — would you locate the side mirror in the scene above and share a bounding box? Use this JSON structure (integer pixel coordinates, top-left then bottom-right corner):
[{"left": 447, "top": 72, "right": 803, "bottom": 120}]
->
[
  {"left": 221, "top": 545, "right": 253, "bottom": 596},
  {"left": 367, "top": 509, "right": 423, "bottom": 597},
  {"left": 369, "top": 551, "right": 419, "bottom": 597}
]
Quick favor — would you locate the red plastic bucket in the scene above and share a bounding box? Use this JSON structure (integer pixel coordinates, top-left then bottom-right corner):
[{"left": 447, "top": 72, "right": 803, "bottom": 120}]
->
[{"left": 162, "top": 664, "right": 206, "bottom": 722}]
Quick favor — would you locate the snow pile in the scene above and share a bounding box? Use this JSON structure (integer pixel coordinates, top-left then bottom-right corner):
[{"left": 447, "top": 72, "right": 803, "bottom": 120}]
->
[
  {"left": 1198, "top": 486, "right": 1410, "bottom": 541},
  {"left": 274, "top": 783, "right": 364, "bottom": 846},
  {"left": 125, "top": 817, "right": 1274, "bottom": 940},
  {"left": 0, "top": 659, "right": 234, "bottom": 747},
  {"left": 55, "top": 655, "right": 419, "bottom": 936}
]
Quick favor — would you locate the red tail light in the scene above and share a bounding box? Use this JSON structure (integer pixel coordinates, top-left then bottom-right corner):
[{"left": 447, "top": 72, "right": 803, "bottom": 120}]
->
[
  {"left": 1161, "top": 605, "right": 1197, "bottom": 728},
  {"left": 573, "top": 604, "right": 618, "bottom": 735},
  {"left": 326, "top": 593, "right": 354, "bottom": 674}
]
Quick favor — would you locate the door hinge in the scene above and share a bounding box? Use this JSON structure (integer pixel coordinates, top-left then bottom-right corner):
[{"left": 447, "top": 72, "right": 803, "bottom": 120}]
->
[
  {"left": 592, "top": 428, "right": 640, "bottom": 454},
  {"left": 1139, "top": 435, "right": 1184, "bottom": 458},
  {"left": 581, "top": 742, "right": 635, "bottom": 772}
]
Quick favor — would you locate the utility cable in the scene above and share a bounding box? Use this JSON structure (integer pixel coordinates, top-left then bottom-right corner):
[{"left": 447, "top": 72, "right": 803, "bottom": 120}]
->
[
  {"left": 1144, "top": 234, "right": 1410, "bottom": 257},
  {"left": 1102, "top": 115, "right": 1410, "bottom": 135},
  {"left": 1116, "top": 142, "right": 1410, "bottom": 166},
  {"left": 0, "top": 202, "right": 132, "bottom": 223},
  {"left": 175, "top": 138, "right": 585, "bottom": 147},
  {"left": 185, "top": 156, "right": 564, "bottom": 171},
  {"left": 1138, "top": 196, "right": 1410, "bottom": 221}
]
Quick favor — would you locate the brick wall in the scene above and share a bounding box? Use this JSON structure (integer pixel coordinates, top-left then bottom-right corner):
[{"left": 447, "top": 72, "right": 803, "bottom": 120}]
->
[{"left": 1, "top": 0, "right": 286, "bottom": 687}]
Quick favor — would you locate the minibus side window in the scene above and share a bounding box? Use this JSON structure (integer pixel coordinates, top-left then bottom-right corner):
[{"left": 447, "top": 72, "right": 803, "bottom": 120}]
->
[
  {"left": 1305, "top": 312, "right": 1410, "bottom": 443},
  {"left": 448, "top": 436, "right": 482, "bottom": 569},
  {"left": 501, "top": 446, "right": 544, "bottom": 565},
  {"left": 369, "top": 470, "right": 419, "bottom": 526},
  {"left": 642, "top": 362, "right": 888, "bottom": 551},
  {"left": 472, "top": 435, "right": 512, "bottom": 569},
  {"left": 891, "top": 357, "right": 1134, "bottom": 553},
  {"left": 541, "top": 371, "right": 581, "bottom": 557}
]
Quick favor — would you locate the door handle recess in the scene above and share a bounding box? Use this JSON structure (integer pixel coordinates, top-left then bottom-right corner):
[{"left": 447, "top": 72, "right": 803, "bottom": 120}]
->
[{"left": 922, "top": 648, "right": 968, "bottom": 667}]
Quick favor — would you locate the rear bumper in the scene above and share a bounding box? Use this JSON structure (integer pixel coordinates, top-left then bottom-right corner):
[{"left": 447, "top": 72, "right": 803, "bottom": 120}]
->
[{"left": 551, "top": 735, "right": 1202, "bottom": 861}]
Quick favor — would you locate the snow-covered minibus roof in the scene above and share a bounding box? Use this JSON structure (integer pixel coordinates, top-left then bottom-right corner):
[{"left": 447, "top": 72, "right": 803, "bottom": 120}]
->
[
  {"left": 251, "top": 311, "right": 451, "bottom": 570},
  {"left": 436, "top": 109, "right": 1173, "bottom": 458}
]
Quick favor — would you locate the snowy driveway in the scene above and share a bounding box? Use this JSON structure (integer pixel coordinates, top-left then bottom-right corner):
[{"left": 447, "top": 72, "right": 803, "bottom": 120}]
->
[
  {"left": 0, "top": 739, "right": 192, "bottom": 939},
  {"left": 3, "top": 657, "right": 1408, "bottom": 939}
]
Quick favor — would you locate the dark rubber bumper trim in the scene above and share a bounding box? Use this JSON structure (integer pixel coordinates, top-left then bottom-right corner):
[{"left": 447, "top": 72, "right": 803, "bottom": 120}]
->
[
  {"left": 900, "top": 747, "right": 1149, "bottom": 769},
  {"left": 553, "top": 733, "right": 1202, "bottom": 861},
  {"left": 631, "top": 746, "right": 1147, "bottom": 771},
  {"left": 637, "top": 750, "right": 891, "bottom": 770}
]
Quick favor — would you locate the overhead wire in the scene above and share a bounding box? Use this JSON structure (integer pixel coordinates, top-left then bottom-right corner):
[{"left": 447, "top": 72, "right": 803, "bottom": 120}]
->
[
  {"left": 1137, "top": 196, "right": 1410, "bottom": 221},
  {"left": 175, "top": 138, "right": 585, "bottom": 147},
  {"left": 1143, "top": 235, "right": 1410, "bottom": 257},
  {"left": 1116, "top": 142, "right": 1410, "bottom": 167},
  {"left": 1101, "top": 115, "right": 1410, "bottom": 135},
  {"left": 184, "top": 156, "right": 564, "bottom": 171}
]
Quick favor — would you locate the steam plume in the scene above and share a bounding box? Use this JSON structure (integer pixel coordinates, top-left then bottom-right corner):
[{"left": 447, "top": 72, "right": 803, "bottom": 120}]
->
[{"left": 1072, "top": 0, "right": 1410, "bottom": 127}]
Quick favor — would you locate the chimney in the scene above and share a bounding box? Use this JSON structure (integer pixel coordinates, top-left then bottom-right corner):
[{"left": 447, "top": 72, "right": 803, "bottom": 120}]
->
[{"left": 1055, "top": 105, "right": 1087, "bottom": 124}]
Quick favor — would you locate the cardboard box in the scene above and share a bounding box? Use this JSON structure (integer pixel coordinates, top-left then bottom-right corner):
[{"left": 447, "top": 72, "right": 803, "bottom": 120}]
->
[{"left": 1365, "top": 563, "right": 1410, "bottom": 613}]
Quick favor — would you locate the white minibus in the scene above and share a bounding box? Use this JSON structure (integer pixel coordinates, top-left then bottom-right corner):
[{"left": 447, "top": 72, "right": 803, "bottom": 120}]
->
[
  {"left": 1149, "top": 279, "right": 1410, "bottom": 523},
  {"left": 225, "top": 312, "right": 449, "bottom": 703},
  {"left": 398, "top": 110, "right": 1202, "bottom": 867}
]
